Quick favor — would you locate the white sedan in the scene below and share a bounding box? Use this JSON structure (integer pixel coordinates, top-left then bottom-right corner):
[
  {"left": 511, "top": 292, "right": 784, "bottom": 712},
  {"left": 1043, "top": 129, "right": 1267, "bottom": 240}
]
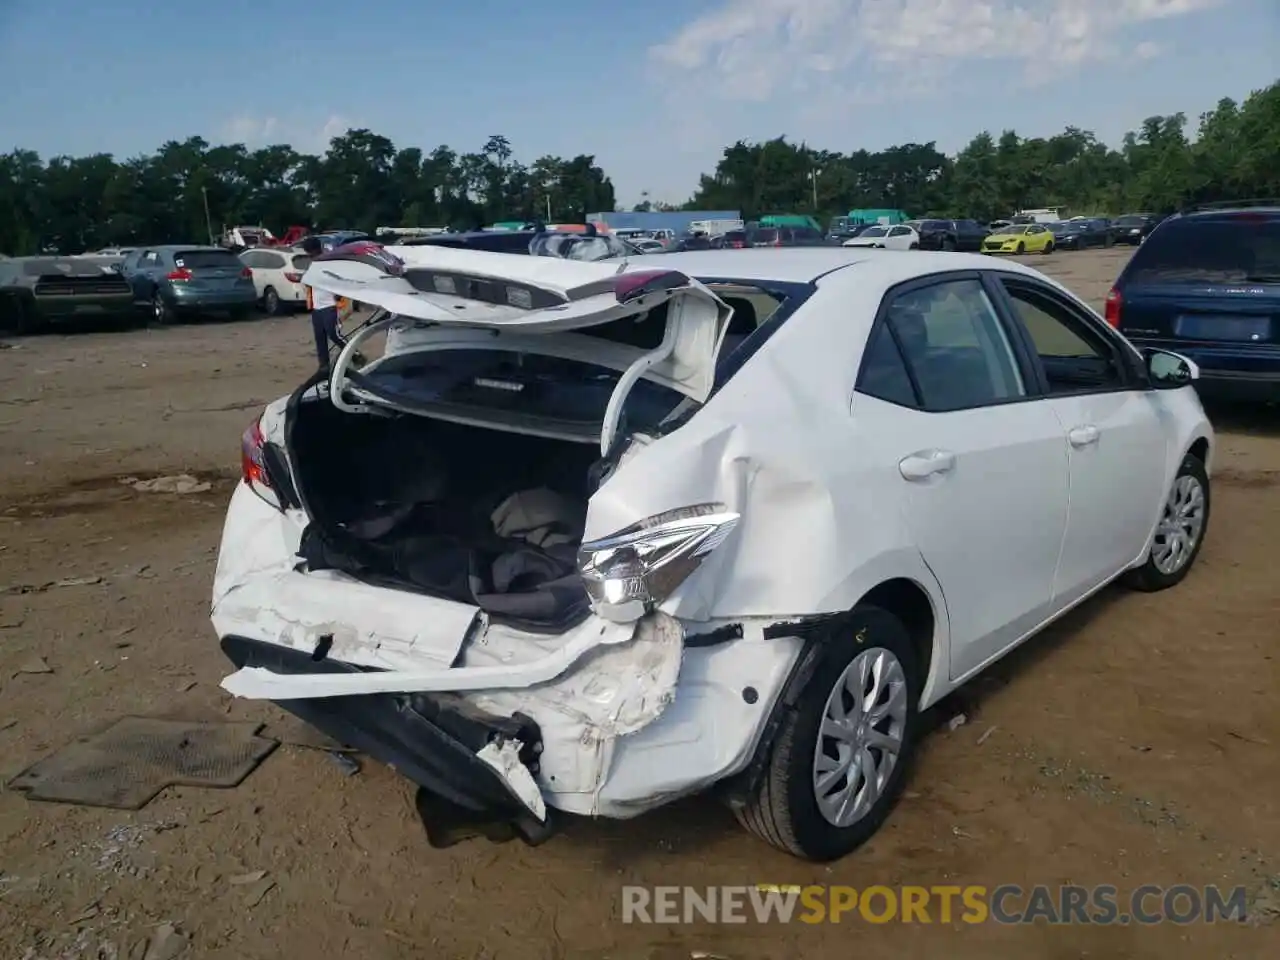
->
[
  {"left": 843, "top": 224, "right": 920, "bottom": 250},
  {"left": 213, "top": 244, "right": 1213, "bottom": 861}
]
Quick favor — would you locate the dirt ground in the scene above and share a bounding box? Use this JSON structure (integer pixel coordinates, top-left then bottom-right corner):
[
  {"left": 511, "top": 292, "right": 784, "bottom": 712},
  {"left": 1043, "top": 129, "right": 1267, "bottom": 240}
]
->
[{"left": 0, "top": 248, "right": 1276, "bottom": 959}]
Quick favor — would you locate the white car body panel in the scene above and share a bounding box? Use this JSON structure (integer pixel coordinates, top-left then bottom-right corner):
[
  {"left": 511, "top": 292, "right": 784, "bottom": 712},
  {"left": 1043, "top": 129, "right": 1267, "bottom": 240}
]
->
[
  {"left": 843, "top": 225, "right": 919, "bottom": 251},
  {"left": 240, "top": 248, "right": 309, "bottom": 307},
  {"left": 212, "top": 248, "right": 1214, "bottom": 824}
]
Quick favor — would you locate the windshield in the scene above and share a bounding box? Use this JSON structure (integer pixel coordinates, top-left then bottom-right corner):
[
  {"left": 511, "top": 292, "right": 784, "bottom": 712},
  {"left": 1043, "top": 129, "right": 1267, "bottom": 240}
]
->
[
  {"left": 860, "top": 226, "right": 888, "bottom": 238},
  {"left": 22, "top": 258, "right": 107, "bottom": 275},
  {"left": 1127, "top": 217, "right": 1280, "bottom": 284}
]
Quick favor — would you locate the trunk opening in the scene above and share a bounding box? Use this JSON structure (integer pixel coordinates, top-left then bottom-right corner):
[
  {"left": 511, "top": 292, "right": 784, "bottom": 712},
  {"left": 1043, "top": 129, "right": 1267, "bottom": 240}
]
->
[{"left": 288, "top": 397, "right": 609, "bottom": 630}]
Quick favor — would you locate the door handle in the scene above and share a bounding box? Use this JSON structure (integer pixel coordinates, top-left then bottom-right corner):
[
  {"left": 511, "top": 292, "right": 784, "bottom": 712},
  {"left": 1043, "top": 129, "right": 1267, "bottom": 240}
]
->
[
  {"left": 1068, "top": 425, "right": 1100, "bottom": 447},
  {"left": 899, "top": 449, "right": 956, "bottom": 481}
]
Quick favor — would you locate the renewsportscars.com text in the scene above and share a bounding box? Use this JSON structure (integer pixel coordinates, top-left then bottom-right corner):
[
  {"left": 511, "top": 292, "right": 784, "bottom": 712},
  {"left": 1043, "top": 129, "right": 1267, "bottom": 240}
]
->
[{"left": 621, "top": 884, "right": 1250, "bottom": 925}]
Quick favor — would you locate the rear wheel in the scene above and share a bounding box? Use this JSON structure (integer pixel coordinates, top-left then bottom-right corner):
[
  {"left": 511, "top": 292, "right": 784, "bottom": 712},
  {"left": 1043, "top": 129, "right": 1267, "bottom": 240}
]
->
[
  {"left": 151, "top": 292, "right": 172, "bottom": 326},
  {"left": 1, "top": 293, "right": 39, "bottom": 334},
  {"left": 263, "top": 286, "right": 281, "bottom": 316},
  {"left": 908, "top": 242, "right": 919, "bottom": 250},
  {"left": 1042, "top": 241, "right": 1054, "bottom": 255},
  {"left": 1123, "top": 453, "right": 1210, "bottom": 592},
  {"left": 1015, "top": 241, "right": 1025, "bottom": 254},
  {"left": 734, "top": 605, "right": 921, "bottom": 861}
]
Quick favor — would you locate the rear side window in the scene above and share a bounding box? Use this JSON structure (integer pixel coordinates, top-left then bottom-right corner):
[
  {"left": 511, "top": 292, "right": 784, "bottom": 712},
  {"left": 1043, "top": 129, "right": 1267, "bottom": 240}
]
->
[
  {"left": 1127, "top": 217, "right": 1280, "bottom": 284},
  {"left": 175, "top": 250, "right": 241, "bottom": 269},
  {"left": 291, "top": 255, "right": 312, "bottom": 270},
  {"left": 883, "top": 279, "right": 1025, "bottom": 412}
]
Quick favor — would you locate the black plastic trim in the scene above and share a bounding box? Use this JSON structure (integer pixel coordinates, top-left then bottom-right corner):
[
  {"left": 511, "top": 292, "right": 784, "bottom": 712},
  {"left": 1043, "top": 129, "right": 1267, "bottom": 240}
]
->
[{"left": 220, "top": 635, "right": 556, "bottom": 845}]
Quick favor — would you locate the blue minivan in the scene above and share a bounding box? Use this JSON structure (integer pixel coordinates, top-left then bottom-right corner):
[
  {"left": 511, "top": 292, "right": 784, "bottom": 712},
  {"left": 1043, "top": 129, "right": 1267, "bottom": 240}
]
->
[{"left": 1106, "top": 202, "right": 1280, "bottom": 401}]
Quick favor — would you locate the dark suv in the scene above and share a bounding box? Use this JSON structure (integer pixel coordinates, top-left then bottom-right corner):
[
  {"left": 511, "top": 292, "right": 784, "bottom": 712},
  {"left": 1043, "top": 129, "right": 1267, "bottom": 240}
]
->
[
  {"left": 910, "top": 219, "right": 989, "bottom": 252},
  {"left": 1105, "top": 202, "right": 1280, "bottom": 400},
  {"left": 1112, "top": 213, "right": 1164, "bottom": 245}
]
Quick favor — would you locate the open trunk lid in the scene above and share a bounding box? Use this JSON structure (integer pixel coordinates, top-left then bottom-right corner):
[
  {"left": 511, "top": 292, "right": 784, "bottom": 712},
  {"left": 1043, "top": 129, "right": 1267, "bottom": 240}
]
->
[{"left": 300, "top": 243, "right": 733, "bottom": 409}]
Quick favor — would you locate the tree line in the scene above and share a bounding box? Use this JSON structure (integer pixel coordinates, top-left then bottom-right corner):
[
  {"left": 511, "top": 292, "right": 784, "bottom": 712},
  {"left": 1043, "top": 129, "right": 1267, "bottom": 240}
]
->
[{"left": 1, "top": 81, "right": 1276, "bottom": 256}]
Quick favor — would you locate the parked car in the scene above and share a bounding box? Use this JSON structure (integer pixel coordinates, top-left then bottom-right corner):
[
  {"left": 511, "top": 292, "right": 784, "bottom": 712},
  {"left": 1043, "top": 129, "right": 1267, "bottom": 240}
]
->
[
  {"left": 713, "top": 230, "right": 749, "bottom": 250},
  {"left": 1112, "top": 213, "right": 1164, "bottom": 245},
  {"left": 239, "top": 248, "right": 312, "bottom": 315},
  {"left": 631, "top": 239, "right": 667, "bottom": 254},
  {"left": 1105, "top": 201, "right": 1280, "bottom": 401},
  {"left": 308, "top": 232, "right": 378, "bottom": 252},
  {"left": 404, "top": 227, "right": 638, "bottom": 261},
  {"left": 747, "top": 225, "right": 826, "bottom": 247},
  {"left": 982, "top": 223, "right": 1055, "bottom": 255},
  {"left": 908, "top": 219, "right": 989, "bottom": 252},
  {"left": 215, "top": 243, "right": 1213, "bottom": 862},
  {"left": 843, "top": 224, "right": 920, "bottom": 250},
  {"left": 0, "top": 255, "right": 139, "bottom": 333},
  {"left": 81, "top": 247, "right": 138, "bottom": 274},
  {"left": 1049, "top": 219, "right": 1111, "bottom": 250},
  {"left": 119, "top": 245, "right": 259, "bottom": 324}
]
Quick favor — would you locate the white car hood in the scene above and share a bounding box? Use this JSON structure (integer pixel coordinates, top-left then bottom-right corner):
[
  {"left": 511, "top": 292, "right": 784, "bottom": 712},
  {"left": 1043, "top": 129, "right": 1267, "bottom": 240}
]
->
[{"left": 301, "top": 244, "right": 733, "bottom": 403}]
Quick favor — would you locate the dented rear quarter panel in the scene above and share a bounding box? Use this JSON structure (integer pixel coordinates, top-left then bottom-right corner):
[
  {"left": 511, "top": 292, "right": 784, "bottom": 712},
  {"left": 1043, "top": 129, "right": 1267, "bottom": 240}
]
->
[{"left": 585, "top": 269, "right": 951, "bottom": 669}]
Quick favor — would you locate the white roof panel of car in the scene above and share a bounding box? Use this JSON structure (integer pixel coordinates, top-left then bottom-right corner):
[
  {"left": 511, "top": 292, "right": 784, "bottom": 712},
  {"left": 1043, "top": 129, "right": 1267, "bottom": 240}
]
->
[{"left": 628, "top": 248, "right": 1045, "bottom": 285}]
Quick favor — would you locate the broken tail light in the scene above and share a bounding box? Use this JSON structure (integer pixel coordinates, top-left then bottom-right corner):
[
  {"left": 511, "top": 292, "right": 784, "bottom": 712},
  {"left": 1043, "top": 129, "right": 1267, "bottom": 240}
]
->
[
  {"left": 240, "top": 416, "right": 279, "bottom": 509},
  {"left": 577, "top": 504, "right": 740, "bottom": 622},
  {"left": 614, "top": 269, "right": 692, "bottom": 304}
]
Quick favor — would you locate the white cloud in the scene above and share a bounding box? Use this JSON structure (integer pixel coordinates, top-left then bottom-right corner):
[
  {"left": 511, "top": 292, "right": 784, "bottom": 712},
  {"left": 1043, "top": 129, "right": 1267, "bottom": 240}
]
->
[
  {"left": 218, "top": 113, "right": 354, "bottom": 155},
  {"left": 650, "top": 0, "right": 1225, "bottom": 100}
]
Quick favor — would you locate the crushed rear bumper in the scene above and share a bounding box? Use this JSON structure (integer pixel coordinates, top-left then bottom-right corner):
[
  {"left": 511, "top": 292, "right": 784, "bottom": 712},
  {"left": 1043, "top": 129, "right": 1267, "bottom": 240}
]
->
[{"left": 221, "top": 635, "right": 556, "bottom": 847}]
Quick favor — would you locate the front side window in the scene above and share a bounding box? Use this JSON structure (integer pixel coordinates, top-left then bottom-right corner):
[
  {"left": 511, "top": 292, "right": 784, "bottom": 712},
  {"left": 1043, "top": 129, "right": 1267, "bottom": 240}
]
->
[
  {"left": 999, "top": 280, "right": 1126, "bottom": 393},
  {"left": 883, "top": 279, "right": 1025, "bottom": 412}
]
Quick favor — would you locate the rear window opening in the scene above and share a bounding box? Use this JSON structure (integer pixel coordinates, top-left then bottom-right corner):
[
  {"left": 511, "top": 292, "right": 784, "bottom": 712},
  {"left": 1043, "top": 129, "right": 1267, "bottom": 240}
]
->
[
  {"left": 175, "top": 250, "right": 243, "bottom": 269},
  {"left": 1128, "top": 218, "right": 1280, "bottom": 284}
]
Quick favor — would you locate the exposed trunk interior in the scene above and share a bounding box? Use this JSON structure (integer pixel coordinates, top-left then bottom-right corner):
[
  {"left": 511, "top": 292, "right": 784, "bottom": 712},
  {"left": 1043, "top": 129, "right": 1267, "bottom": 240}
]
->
[{"left": 288, "top": 397, "right": 607, "bottom": 628}]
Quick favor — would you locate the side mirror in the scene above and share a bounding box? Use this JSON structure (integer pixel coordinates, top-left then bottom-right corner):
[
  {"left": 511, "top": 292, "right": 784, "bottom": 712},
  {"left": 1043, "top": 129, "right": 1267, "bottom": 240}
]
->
[{"left": 1144, "top": 349, "right": 1198, "bottom": 388}]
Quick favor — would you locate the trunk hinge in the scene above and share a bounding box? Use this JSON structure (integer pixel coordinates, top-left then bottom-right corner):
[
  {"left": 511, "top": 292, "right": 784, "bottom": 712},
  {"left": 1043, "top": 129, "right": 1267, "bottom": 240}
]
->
[{"left": 599, "top": 316, "right": 679, "bottom": 458}]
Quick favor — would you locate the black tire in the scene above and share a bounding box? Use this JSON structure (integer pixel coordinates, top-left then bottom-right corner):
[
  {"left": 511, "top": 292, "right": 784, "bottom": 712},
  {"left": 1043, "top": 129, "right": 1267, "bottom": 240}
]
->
[
  {"left": 734, "top": 605, "right": 921, "bottom": 861},
  {"left": 1015, "top": 241, "right": 1025, "bottom": 254},
  {"left": 908, "top": 242, "right": 920, "bottom": 250},
  {"left": 150, "top": 292, "right": 172, "bottom": 326},
  {"left": 1042, "top": 241, "right": 1054, "bottom": 255},
  {"left": 263, "top": 286, "right": 281, "bottom": 316},
  {"left": 1122, "top": 453, "right": 1210, "bottom": 592},
  {"left": 1, "top": 293, "right": 40, "bottom": 334}
]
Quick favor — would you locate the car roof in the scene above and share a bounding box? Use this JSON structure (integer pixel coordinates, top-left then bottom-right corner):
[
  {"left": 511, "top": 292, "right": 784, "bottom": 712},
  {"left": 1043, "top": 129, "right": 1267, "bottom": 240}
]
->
[
  {"left": 142, "top": 244, "right": 226, "bottom": 251},
  {"left": 625, "top": 247, "right": 1043, "bottom": 285},
  {"left": 1178, "top": 206, "right": 1280, "bottom": 219}
]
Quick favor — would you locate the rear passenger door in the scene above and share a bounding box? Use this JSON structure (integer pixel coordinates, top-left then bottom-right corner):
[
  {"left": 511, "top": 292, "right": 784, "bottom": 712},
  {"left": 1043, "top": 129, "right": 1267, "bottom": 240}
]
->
[
  {"left": 853, "top": 273, "right": 1069, "bottom": 680},
  {"left": 987, "top": 274, "right": 1168, "bottom": 604}
]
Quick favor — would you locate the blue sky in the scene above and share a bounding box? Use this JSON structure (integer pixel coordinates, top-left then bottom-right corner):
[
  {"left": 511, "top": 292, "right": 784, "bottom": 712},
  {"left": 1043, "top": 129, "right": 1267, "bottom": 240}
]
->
[{"left": 0, "top": 0, "right": 1275, "bottom": 207}]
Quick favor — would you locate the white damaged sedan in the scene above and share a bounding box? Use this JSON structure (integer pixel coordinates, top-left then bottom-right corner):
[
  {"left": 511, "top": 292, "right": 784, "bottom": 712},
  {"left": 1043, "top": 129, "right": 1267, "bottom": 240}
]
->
[{"left": 213, "top": 242, "right": 1213, "bottom": 861}]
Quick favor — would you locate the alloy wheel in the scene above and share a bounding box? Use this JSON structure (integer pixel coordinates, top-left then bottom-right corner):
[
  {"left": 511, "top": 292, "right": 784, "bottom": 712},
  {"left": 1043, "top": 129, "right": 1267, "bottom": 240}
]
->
[
  {"left": 1151, "top": 474, "right": 1206, "bottom": 575},
  {"left": 812, "top": 647, "right": 908, "bottom": 828}
]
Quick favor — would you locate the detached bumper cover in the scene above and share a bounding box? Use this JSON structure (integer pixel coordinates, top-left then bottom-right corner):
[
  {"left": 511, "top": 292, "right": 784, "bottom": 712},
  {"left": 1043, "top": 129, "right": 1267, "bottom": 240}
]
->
[{"left": 221, "top": 635, "right": 554, "bottom": 844}]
